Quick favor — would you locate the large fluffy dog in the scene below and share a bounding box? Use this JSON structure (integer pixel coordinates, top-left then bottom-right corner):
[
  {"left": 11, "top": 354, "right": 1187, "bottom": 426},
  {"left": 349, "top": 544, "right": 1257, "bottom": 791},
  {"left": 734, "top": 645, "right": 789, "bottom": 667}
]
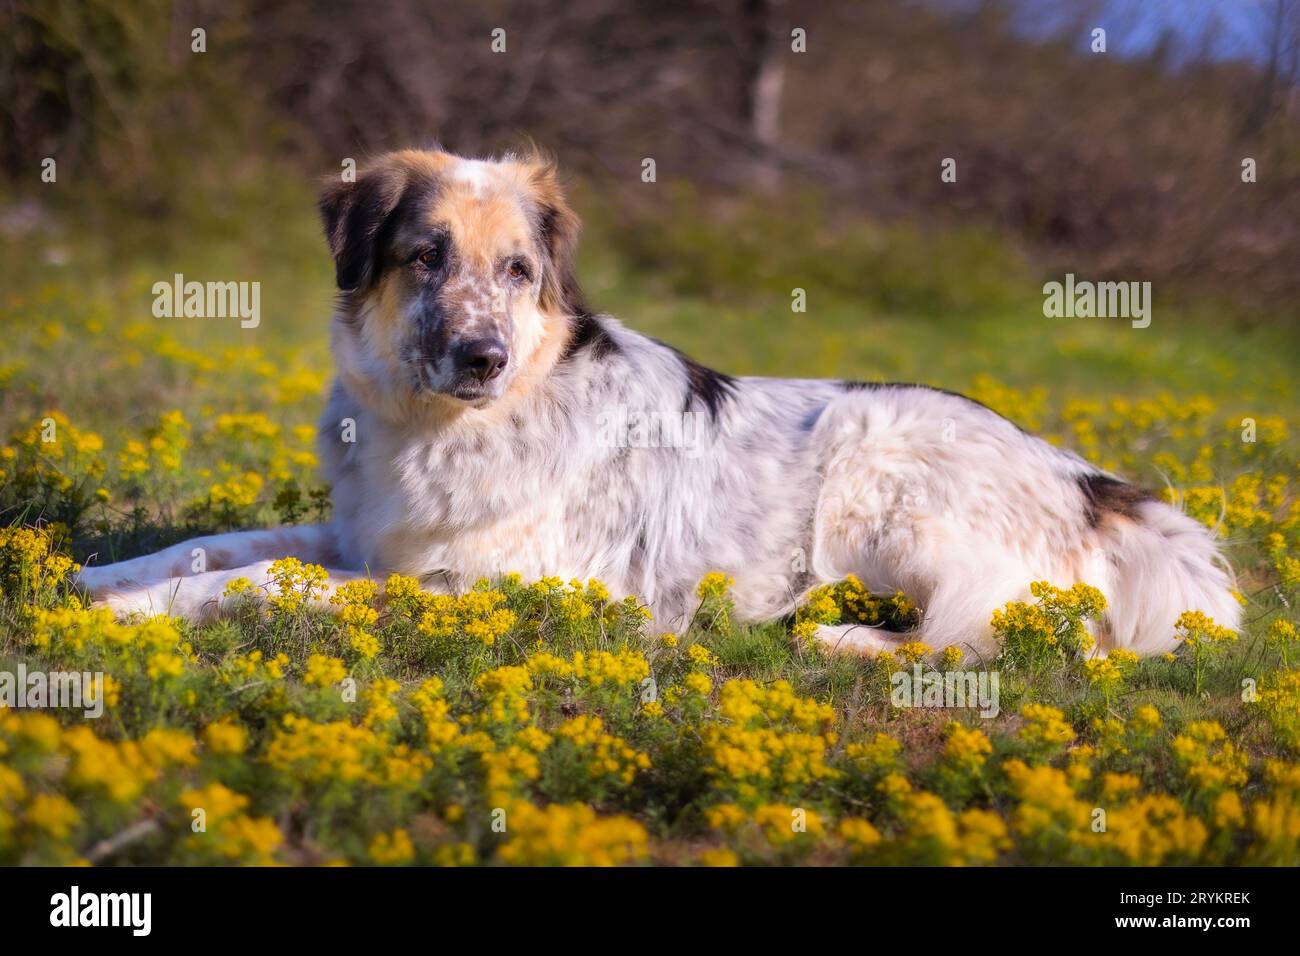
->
[{"left": 78, "top": 148, "right": 1238, "bottom": 656}]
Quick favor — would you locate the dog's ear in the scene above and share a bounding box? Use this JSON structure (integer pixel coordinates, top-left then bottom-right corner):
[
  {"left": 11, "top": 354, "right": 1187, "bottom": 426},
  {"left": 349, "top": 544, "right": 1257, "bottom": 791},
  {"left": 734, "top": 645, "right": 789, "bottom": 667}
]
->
[
  {"left": 525, "top": 157, "right": 588, "bottom": 318},
  {"left": 318, "top": 161, "right": 409, "bottom": 292}
]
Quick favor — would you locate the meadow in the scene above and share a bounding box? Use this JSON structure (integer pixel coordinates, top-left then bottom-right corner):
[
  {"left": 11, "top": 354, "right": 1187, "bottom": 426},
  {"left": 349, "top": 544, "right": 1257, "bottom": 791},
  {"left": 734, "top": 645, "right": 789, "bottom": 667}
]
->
[{"left": 1, "top": 175, "right": 1299, "bottom": 866}]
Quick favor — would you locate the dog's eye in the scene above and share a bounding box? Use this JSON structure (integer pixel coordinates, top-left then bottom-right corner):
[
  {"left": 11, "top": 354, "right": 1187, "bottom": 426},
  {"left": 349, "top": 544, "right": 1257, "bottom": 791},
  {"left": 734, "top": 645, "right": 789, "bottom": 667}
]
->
[
  {"left": 507, "top": 259, "right": 529, "bottom": 281},
  {"left": 417, "top": 247, "right": 441, "bottom": 268}
]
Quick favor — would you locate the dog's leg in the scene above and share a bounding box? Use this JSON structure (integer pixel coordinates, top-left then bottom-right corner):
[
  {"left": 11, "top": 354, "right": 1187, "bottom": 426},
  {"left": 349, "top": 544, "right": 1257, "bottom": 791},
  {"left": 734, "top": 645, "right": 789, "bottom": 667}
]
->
[
  {"left": 812, "top": 623, "right": 913, "bottom": 655},
  {"left": 811, "top": 506, "right": 1031, "bottom": 661},
  {"left": 95, "top": 559, "right": 369, "bottom": 623},
  {"left": 811, "top": 575, "right": 1021, "bottom": 661},
  {"left": 76, "top": 524, "right": 344, "bottom": 598}
]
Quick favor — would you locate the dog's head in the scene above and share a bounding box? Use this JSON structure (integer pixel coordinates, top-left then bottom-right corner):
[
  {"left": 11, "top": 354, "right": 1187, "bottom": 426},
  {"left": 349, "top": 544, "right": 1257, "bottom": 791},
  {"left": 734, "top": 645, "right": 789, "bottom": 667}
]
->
[{"left": 319, "top": 148, "right": 586, "bottom": 416}]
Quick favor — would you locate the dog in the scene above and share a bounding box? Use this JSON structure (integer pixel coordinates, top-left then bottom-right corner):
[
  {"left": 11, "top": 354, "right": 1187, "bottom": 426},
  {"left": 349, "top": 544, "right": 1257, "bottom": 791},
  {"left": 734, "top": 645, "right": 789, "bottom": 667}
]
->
[{"left": 76, "top": 147, "right": 1239, "bottom": 657}]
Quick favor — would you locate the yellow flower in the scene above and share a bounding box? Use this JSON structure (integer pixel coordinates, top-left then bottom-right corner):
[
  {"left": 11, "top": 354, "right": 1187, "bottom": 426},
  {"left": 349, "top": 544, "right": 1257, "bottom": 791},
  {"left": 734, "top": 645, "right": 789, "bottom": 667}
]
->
[
  {"left": 146, "top": 651, "right": 184, "bottom": 681},
  {"left": 1101, "top": 772, "right": 1141, "bottom": 801},
  {"left": 1002, "top": 759, "right": 1092, "bottom": 844},
  {"left": 266, "top": 557, "right": 329, "bottom": 614},
  {"left": 683, "top": 671, "right": 713, "bottom": 697},
  {"left": 180, "top": 782, "right": 248, "bottom": 820},
  {"left": 897, "top": 641, "right": 932, "bottom": 663},
  {"left": 943, "top": 723, "right": 993, "bottom": 773},
  {"left": 706, "top": 803, "right": 748, "bottom": 831},
  {"left": 0, "top": 765, "right": 27, "bottom": 803},
  {"left": 698, "top": 847, "right": 739, "bottom": 866},
  {"left": 1102, "top": 794, "right": 1208, "bottom": 864},
  {"left": 702, "top": 680, "right": 838, "bottom": 801},
  {"left": 686, "top": 642, "right": 715, "bottom": 667},
  {"left": 203, "top": 721, "right": 248, "bottom": 756},
  {"left": 1083, "top": 655, "right": 1131, "bottom": 696},
  {"left": 792, "top": 618, "right": 819, "bottom": 642},
  {"left": 304, "top": 654, "right": 347, "bottom": 688},
  {"left": 178, "top": 783, "right": 282, "bottom": 863},
  {"left": 349, "top": 627, "right": 380, "bottom": 659},
  {"left": 369, "top": 828, "right": 415, "bottom": 865},
  {"left": 332, "top": 578, "right": 380, "bottom": 628},
  {"left": 363, "top": 678, "right": 401, "bottom": 727},
  {"left": 1131, "top": 704, "right": 1163, "bottom": 734},
  {"left": 1213, "top": 791, "right": 1245, "bottom": 829},
  {"left": 697, "top": 572, "right": 734, "bottom": 600},
  {"left": 223, "top": 577, "right": 256, "bottom": 597},
  {"left": 1019, "top": 703, "right": 1075, "bottom": 749},
  {"left": 209, "top": 470, "right": 264, "bottom": 510},
  {"left": 1171, "top": 721, "right": 1248, "bottom": 792},
  {"left": 838, "top": 817, "right": 882, "bottom": 855},
  {"left": 846, "top": 733, "right": 902, "bottom": 772},
  {"left": 753, "top": 803, "right": 824, "bottom": 844},
  {"left": 140, "top": 728, "right": 197, "bottom": 767},
  {"left": 496, "top": 802, "right": 648, "bottom": 866},
  {"left": 1175, "top": 610, "right": 1238, "bottom": 649},
  {"left": 26, "top": 793, "right": 80, "bottom": 839}
]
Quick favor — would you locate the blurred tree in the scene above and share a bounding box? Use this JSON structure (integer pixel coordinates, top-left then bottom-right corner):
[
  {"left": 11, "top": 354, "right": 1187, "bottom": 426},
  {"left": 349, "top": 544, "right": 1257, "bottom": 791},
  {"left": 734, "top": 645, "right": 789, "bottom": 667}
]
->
[{"left": 1, "top": 0, "right": 1297, "bottom": 315}]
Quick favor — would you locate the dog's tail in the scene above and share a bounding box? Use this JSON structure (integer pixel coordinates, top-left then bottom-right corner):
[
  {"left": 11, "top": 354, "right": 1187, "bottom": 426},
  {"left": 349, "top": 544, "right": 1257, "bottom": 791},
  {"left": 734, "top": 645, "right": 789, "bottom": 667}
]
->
[{"left": 1095, "top": 495, "right": 1239, "bottom": 655}]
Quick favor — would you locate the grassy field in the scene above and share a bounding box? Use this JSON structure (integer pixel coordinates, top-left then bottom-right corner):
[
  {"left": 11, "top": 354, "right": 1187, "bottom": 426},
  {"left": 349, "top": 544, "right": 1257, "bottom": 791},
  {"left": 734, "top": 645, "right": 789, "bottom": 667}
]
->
[{"left": 1, "top": 177, "right": 1299, "bottom": 865}]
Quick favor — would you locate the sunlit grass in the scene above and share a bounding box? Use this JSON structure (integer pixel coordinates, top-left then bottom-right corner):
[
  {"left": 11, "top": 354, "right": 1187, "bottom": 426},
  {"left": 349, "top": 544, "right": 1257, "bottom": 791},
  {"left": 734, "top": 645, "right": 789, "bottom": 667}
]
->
[{"left": 1, "top": 177, "right": 1298, "bottom": 865}]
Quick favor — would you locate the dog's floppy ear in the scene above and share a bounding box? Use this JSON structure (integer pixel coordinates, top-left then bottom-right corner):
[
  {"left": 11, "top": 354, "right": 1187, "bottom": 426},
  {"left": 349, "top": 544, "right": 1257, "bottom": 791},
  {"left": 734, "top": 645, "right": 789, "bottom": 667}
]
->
[
  {"left": 318, "top": 161, "right": 409, "bottom": 292},
  {"left": 525, "top": 157, "right": 589, "bottom": 318}
]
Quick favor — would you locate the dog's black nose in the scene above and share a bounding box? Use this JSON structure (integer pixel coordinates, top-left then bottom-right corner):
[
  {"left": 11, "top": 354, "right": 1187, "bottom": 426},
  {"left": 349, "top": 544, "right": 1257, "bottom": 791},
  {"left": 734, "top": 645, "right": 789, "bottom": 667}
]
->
[{"left": 456, "top": 338, "right": 509, "bottom": 384}]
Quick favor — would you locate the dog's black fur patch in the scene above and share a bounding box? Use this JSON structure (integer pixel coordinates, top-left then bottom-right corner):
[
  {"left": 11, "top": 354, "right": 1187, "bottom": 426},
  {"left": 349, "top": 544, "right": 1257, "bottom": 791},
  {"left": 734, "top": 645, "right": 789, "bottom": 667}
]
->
[
  {"left": 841, "top": 380, "right": 1027, "bottom": 432},
  {"left": 1077, "top": 472, "right": 1154, "bottom": 528},
  {"left": 320, "top": 169, "right": 434, "bottom": 293},
  {"left": 564, "top": 312, "right": 621, "bottom": 361},
  {"left": 675, "top": 349, "right": 737, "bottom": 420}
]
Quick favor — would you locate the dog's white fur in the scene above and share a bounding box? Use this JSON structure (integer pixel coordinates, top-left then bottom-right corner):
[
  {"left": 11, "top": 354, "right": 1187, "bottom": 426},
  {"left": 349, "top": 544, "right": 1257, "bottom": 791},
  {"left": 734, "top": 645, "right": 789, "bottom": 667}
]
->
[{"left": 77, "top": 149, "right": 1239, "bottom": 657}]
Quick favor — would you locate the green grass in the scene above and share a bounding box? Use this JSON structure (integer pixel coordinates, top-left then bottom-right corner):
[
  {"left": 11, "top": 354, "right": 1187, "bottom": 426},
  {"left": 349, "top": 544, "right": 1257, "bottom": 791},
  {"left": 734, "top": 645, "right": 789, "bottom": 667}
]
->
[{"left": 1, "top": 174, "right": 1298, "bottom": 865}]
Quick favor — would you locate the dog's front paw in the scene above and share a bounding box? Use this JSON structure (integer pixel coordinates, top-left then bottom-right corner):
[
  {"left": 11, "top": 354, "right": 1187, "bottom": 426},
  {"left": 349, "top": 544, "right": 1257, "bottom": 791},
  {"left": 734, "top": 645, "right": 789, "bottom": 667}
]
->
[
  {"left": 92, "top": 565, "right": 270, "bottom": 622},
  {"left": 92, "top": 582, "right": 172, "bottom": 620},
  {"left": 93, "top": 579, "right": 204, "bottom": 621},
  {"left": 75, "top": 563, "right": 142, "bottom": 601}
]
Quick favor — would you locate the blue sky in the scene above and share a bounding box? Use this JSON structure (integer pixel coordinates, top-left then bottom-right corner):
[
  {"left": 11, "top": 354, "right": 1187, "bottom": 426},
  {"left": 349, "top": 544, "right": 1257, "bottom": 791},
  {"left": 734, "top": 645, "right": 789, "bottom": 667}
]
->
[{"left": 944, "top": 1, "right": 1286, "bottom": 64}]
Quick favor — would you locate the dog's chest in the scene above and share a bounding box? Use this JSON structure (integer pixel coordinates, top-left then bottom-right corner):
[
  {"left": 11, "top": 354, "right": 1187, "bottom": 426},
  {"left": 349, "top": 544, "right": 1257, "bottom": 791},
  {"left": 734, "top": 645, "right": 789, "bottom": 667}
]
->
[{"left": 342, "top": 423, "right": 582, "bottom": 578}]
